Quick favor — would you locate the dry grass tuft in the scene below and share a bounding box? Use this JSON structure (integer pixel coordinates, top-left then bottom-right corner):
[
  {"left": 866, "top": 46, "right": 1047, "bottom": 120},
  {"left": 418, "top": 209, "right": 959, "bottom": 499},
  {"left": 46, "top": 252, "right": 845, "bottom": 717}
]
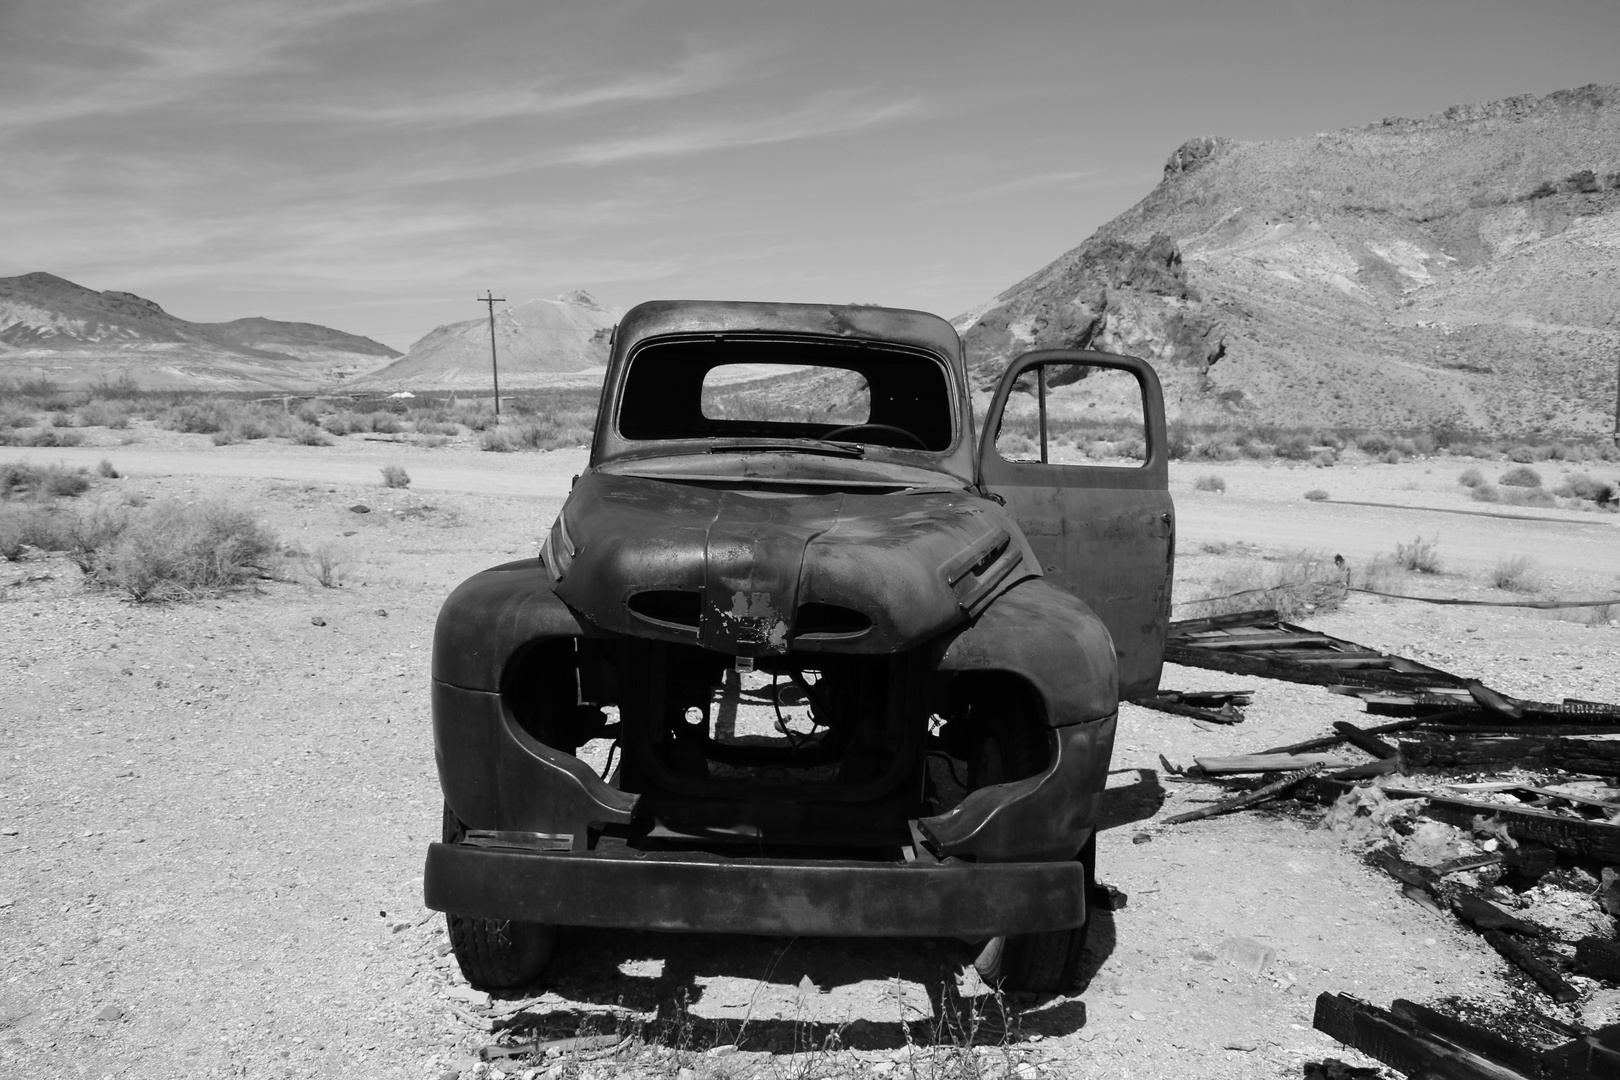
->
[
  {"left": 380, "top": 465, "right": 410, "bottom": 488},
  {"left": 1489, "top": 555, "right": 1539, "bottom": 593},
  {"left": 1193, "top": 474, "right": 1226, "bottom": 494},
  {"left": 1394, "top": 535, "right": 1441, "bottom": 574},
  {"left": 1187, "top": 550, "right": 1348, "bottom": 620},
  {"left": 72, "top": 498, "right": 278, "bottom": 601},
  {"left": 1499, "top": 465, "right": 1542, "bottom": 488}
]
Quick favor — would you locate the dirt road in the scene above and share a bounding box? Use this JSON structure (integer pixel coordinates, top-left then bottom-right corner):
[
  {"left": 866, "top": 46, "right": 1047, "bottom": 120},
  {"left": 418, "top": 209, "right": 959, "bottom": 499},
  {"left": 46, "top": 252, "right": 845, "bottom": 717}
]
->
[{"left": 2, "top": 437, "right": 1617, "bottom": 1079}]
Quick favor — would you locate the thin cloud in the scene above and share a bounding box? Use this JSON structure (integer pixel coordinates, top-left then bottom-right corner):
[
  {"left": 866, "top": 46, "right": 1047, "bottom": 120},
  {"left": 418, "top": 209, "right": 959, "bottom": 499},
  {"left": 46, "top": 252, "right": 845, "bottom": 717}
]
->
[{"left": 561, "top": 93, "right": 922, "bottom": 165}]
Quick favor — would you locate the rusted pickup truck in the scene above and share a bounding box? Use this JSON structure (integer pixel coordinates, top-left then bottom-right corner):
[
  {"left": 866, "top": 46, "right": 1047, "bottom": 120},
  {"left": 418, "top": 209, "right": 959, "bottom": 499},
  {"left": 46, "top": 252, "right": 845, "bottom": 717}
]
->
[{"left": 425, "top": 300, "right": 1173, "bottom": 992}]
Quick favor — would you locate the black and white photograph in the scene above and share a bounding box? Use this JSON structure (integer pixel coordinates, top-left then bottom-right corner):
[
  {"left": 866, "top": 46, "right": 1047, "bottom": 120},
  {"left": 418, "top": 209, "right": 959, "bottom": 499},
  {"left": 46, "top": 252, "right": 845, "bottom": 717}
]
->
[{"left": 2, "top": 2, "right": 1618, "bottom": 1077}]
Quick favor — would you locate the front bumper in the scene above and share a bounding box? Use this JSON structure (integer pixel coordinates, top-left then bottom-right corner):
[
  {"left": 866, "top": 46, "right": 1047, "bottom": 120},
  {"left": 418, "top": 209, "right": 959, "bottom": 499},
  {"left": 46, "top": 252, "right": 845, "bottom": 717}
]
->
[{"left": 424, "top": 841, "right": 1086, "bottom": 938}]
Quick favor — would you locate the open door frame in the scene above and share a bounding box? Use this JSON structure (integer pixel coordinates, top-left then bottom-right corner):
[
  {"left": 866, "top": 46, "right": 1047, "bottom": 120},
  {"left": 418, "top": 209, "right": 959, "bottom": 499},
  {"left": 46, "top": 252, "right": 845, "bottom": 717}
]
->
[{"left": 976, "top": 349, "right": 1175, "bottom": 700}]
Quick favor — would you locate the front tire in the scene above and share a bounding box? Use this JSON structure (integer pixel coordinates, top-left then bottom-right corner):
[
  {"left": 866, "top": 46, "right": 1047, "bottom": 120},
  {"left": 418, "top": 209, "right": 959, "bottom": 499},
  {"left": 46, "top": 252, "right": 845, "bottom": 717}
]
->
[
  {"left": 965, "top": 701, "right": 1092, "bottom": 994},
  {"left": 441, "top": 804, "right": 556, "bottom": 990}
]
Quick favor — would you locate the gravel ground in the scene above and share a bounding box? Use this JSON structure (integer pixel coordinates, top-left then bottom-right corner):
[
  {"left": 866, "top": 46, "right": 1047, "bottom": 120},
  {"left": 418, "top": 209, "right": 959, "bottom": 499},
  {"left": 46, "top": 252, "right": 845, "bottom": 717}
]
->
[{"left": 2, "top": 438, "right": 1617, "bottom": 1079}]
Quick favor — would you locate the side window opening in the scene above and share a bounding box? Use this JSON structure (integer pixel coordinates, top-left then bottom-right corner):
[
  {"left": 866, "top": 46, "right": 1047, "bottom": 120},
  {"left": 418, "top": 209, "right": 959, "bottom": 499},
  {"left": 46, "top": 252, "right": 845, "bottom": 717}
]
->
[{"left": 993, "top": 362, "right": 1149, "bottom": 467}]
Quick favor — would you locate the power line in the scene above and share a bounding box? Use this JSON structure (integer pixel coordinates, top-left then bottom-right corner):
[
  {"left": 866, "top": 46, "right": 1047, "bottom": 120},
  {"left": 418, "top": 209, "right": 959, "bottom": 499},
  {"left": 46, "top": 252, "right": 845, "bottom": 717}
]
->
[{"left": 478, "top": 289, "right": 506, "bottom": 417}]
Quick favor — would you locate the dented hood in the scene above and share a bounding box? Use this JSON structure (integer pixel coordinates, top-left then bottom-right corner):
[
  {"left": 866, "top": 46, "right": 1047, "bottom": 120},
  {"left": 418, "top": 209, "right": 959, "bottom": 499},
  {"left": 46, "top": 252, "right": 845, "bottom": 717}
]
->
[{"left": 544, "top": 469, "right": 1038, "bottom": 655}]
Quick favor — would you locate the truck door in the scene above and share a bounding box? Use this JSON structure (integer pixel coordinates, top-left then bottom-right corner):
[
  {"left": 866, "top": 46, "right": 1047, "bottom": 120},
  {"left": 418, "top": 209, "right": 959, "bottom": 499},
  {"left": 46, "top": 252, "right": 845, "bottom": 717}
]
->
[{"left": 977, "top": 350, "right": 1174, "bottom": 700}]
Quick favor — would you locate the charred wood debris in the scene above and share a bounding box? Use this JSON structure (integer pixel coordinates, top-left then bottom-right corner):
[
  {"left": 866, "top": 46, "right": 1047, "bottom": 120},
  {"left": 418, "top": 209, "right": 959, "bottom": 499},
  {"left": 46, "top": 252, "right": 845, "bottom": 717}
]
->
[{"left": 1150, "top": 609, "right": 1620, "bottom": 1079}]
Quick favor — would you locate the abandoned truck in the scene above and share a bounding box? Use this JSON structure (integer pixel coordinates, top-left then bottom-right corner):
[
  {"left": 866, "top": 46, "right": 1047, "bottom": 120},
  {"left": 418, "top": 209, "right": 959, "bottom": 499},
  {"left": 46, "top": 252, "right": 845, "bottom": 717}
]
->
[{"left": 425, "top": 300, "right": 1175, "bottom": 993}]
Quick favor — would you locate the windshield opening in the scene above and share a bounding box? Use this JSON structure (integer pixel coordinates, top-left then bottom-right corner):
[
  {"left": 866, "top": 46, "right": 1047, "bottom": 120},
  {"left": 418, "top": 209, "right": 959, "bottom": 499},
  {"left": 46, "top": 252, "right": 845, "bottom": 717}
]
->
[{"left": 618, "top": 337, "right": 954, "bottom": 452}]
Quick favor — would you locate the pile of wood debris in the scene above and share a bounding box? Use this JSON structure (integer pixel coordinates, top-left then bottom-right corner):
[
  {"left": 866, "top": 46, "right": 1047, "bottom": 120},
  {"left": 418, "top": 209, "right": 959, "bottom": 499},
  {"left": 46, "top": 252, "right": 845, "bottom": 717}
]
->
[{"left": 1152, "top": 610, "right": 1620, "bottom": 1079}]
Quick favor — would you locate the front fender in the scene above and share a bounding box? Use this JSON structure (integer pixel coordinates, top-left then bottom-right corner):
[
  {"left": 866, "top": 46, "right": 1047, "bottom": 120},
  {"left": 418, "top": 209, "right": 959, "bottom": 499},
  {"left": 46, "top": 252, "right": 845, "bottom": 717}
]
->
[
  {"left": 933, "top": 577, "right": 1118, "bottom": 725},
  {"left": 433, "top": 559, "right": 594, "bottom": 691}
]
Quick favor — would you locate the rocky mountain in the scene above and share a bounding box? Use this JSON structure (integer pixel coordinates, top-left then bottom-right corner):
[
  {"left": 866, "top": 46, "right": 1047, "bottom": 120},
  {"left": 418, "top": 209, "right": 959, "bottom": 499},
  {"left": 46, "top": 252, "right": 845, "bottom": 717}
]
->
[
  {"left": 0, "top": 272, "right": 400, "bottom": 391},
  {"left": 357, "top": 291, "right": 619, "bottom": 390},
  {"left": 958, "top": 84, "right": 1620, "bottom": 435}
]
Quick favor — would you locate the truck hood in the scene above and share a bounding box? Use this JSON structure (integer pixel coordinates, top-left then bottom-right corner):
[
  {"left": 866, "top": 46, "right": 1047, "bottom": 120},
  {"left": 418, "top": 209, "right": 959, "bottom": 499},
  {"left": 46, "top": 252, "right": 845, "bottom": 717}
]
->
[{"left": 545, "top": 469, "right": 1038, "bottom": 655}]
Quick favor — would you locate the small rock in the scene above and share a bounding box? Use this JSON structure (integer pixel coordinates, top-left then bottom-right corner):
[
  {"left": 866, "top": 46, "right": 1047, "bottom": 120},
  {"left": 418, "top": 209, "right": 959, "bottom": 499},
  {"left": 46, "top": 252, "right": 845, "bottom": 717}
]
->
[
  {"left": 1130, "top": 1010, "right": 1146, "bottom": 1021},
  {"left": 1215, "top": 937, "right": 1276, "bottom": 977},
  {"left": 445, "top": 985, "right": 491, "bottom": 1007},
  {"left": 871, "top": 1063, "right": 895, "bottom": 1077},
  {"left": 350, "top": 504, "right": 371, "bottom": 514},
  {"left": 1225, "top": 1039, "right": 1258, "bottom": 1051},
  {"left": 376, "top": 608, "right": 388, "bottom": 617},
  {"left": 310, "top": 616, "right": 327, "bottom": 626},
  {"left": 1131, "top": 832, "right": 1152, "bottom": 844},
  {"left": 706, "top": 1045, "right": 738, "bottom": 1056},
  {"left": 94, "top": 1004, "right": 124, "bottom": 1022},
  {"left": 0, "top": 898, "right": 13, "bottom": 908},
  {"left": 1, "top": 827, "right": 17, "bottom": 836},
  {"left": 797, "top": 973, "right": 821, "bottom": 994},
  {"left": 677, "top": 1069, "right": 696, "bottom": 1080}
]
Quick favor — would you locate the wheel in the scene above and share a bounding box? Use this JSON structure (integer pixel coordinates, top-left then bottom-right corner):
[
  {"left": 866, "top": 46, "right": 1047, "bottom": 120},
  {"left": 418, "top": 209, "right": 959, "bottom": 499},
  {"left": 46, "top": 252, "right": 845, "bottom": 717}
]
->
[
  {"left": 821, "top": 422, "right": 927, "bottom": 449},
  {"left": 441, "top": 804, "right": 556, "bottom": 990},
  {"left": 966, "top": 707, "right": 1091, "bottom": 994}
]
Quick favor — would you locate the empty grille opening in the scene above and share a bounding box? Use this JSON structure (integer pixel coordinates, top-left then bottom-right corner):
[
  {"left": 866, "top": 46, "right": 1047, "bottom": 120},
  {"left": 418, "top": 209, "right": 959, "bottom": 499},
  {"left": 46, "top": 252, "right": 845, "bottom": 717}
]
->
[
  {"left": 628, "top": 590, "right": 702, "bottom": 628},
  {"left": 794, "top": 603, "right": 871, "bottom": 637}
]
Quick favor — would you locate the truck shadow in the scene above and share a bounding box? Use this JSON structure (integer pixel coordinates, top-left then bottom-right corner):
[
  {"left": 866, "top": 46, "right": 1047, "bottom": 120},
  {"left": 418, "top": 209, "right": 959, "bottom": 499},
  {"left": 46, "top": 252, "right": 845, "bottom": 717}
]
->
[
  {"left": 479, "top": 777, "right": 1160, "bottom": 1053},
  {"left": 489, "top": 923, "right": 1100, "bottom": 1051}
]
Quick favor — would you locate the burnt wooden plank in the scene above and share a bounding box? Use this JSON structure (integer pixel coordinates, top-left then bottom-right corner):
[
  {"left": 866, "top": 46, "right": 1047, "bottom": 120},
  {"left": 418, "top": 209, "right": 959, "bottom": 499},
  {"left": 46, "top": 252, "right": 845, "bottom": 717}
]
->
[
  {"left": 1484, "top": 931, "right": 1580, "bottom": 1004},
  {"left": 1335, "top": 721, "right": 1399, "bottom": 759},
  {"left": 1312, "top": 992, "right": 1534, "bottom": 1079},
  {"left": 1384, "top": 787, "right": 1620, "bottom": 864},
  {"left": 1388, "top": 1000, "right": 1546, "bottom": 1078},
  {"left": 1165, "top": 609, "right": 1281, "bottom": 636},
  {"left": 1163, "top": 762, "right": 1325, "bottom": 825},
  {"left": 1401, "top": 736, "right": 1552, "bottom": 770},
  {"left": 1548, "top": 738, "right": 1620, "bottom": 778},
  {"left": 1262, "top": 718, "right": 1421, "bottom": 756}
]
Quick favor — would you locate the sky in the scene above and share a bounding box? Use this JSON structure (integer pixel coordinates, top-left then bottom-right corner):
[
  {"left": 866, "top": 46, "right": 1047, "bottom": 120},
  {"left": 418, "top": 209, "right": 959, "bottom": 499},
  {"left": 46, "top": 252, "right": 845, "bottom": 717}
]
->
[{"left": 1, "top": 0, "right": 1616, "bottom": 352}]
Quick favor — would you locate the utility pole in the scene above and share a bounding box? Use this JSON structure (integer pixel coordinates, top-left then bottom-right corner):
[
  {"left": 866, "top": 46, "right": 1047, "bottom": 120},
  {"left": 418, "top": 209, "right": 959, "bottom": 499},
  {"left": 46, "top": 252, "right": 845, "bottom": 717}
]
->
[{"left": 478, "top": 290, "right": 506, "bottom": 417}]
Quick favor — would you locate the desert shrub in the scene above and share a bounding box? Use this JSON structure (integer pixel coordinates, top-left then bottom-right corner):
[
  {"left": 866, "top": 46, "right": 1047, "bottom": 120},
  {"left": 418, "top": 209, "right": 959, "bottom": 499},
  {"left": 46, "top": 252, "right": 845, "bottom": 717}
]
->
[
  {"left": 413, "top": 419, "right": 460, "bottom": 437},
  {"left": 49, "top": 411, "right": 76, "bottom": 428},
  {"left": 1388, "top": 437, "right": 1418, "bottom": 458},
  {"left": 1506, "top": 444, "right": 1549, "bottom": 464},
  {"left": 1552, "top": 474, "right": 1617, "bottom": 505},
  {"left": 0, "top": 504, "right": 74, "bottom": 559},
  {"left": 1310, "top": 450, "right": 1337, "bottom": 467},
  {"left": 1351, "top": 553, "right": 1402, "bottom": 595},
  {"left": 73, "top": 498, "right": 277, "bottom": 601},
  {"left": 418, "top": 434, "right": 450, "bottom": 449},
  {"left": 1238, "top": 438, "right": 1272, "bottom": 460},
  {"left": 1394, "top": 535, "right": 1441, "bottom": 574},
  {"left": 365, "top": 411, "right": 403, "bottom": 434},
  {"left": 18, "top": 428, "right": 83, "bottom": 447},
  {"left": 96, "top": 459, "right": 119, "bottom": 479},
  {"left": 1303, "top": 489, "right": 1329, "bottom": 501},
  {"left": 294, "top": 399, "right": 328, "bottom": 425},
  {"left": 380, "top": 465, "right": 410, "bottom": 488},
  {"left": 1356, "top": 433, "right": 1391, "bottom": 455},
  {"left": 1193, "top": 474, "right": 1226, "bottom": 494},
  {"left": 1490, "top": 555, "right": 1538, "bottom": 592},
  {"left": 75, "top": 399, "right": 131, "bottom": 429},
  {"left": 163, "top": 401, "right": 234, "bottom": 434},
  {"left": 1164, "top": 423, "right": 1194, "bottom": 460},
  {"left": 1187, "top": 550, "right": 1347, "bottom": 620},
  {"left": 321, "top": 411, "right": 365, "bottom": 436},
  {"left": 1457, "top": 467, "right": 1485, "bottom": 488},
  {"left": 1470, "top": 484, "right": 1500, "bottom": 502},
  {"left": 300, "top": 543, "right": 343, "bottom": 588},
  {"left": 1499, "top": 487, "right": 1556, "bottom": 508},
  {"left": 289, "top": 423, "right": 332, "bottom": 446},
  {"left": 1275, "top": 434, "right": 1313, "bottom": 460},
  {"left": 1377, "top": 450, "right": 1402, "bottom": 464},
  {"left": 0, "top": 461, "right": 91, "bottom": 500},
  {"left": 1499, "top": 465, "right": 1541, "bottom": 488}
]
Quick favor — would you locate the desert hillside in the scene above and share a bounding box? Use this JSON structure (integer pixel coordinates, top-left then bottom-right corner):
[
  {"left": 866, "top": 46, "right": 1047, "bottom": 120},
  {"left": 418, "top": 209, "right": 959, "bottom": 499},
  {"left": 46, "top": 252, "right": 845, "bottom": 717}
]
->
[
  {"left": 0, "top": 272, "right": 400, "bottom": 391},
  {"left": 958, "top": 84, "right": 1620, "bottom": 435},
  {"left": 357, "top": 290, "right": 619, "bottom": 390}
]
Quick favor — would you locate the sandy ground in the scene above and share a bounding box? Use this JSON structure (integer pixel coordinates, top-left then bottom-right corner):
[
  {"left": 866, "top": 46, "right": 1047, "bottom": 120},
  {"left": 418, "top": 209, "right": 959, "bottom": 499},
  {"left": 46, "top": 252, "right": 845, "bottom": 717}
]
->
[{"left": 2, "top": 432, "right": 1618, "bottom": 1079}]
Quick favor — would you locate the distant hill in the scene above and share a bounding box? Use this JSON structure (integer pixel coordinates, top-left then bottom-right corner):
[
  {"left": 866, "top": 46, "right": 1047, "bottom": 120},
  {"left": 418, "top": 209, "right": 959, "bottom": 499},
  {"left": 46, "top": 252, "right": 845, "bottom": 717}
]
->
[
  {"left": 357, "top": 291, "right": 619, "bottom": 390},
  {"left": 957, "top": 84, "right": 1620, "bottom": 435},
  {"left": 0, "top": 272, "right": 400, "bottom": 391}
]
